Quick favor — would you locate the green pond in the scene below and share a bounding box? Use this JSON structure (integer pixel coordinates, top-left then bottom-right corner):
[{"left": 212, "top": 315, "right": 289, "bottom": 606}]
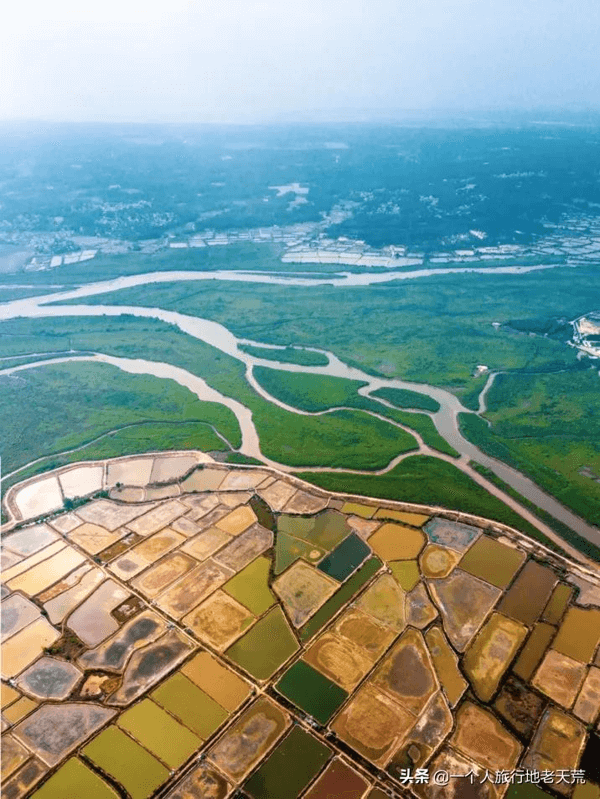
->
[
  {"left": 459, "top": 536, "right": 526, "bottom": 588},
  {"left": 277, "top": 510, "right": 350, "bottom": 551},
  {"left": 117, "top": 698, "right": 201, "bottom": 769},
  {"left": 276, "top": 659, "right": 348, "bottom": 724},
  {"left": 226, "top": 607, "right": 299, "bottom": 680},
  {"left": 249, "top": 495, "right": 276, "bottom": 531},
  {"left": 389, "top": 560, "right": 420, "bottom": 591},
  {"left": 223, "top": 555, "right": 276, "bottom": 615},
  {"left": 31, "top": 758, "right": 119, "bottom": 799},
  {"left": 243, "top": 726, "right": 331, "bottom": 799},
  {"left": 151, "top": 672, "right": 228, "bottom": 739},
  {"left": 83, "top": 727, "right": 168, "bottom": 799},
  {"left": 275, "top": 532, "right": 324, "bottom": 574},
  {"left": 317, "top": 533, "right": 370, "bottom": 582},
  {"left": 299, "top": 556, "right": 382, "bottom": 642}
]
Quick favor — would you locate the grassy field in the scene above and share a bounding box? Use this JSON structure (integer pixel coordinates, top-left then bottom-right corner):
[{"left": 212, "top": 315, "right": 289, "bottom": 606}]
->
[
  {"left": 371, "top": 407, "right": 459, "bottom": 458},
  {"left": 0, "top": 314, "right": 257, "bottom": 405},
  {"left": 253, "top": 367, "right": 370, "bottom": 412},
  {"left": 0, "top": 286, "right": 68, "bottom": 302},
  {"left": 0, "top": 244, "right": 387, "bottom": 297},
  {"left": 65, "top": 263, "right": 598, "bottom": 390},
  {"left": 0, "top": 360, "right": 241, "bottom": 476},
  {"left": 5, "top": 259, "right": 600, "bottom": 530},
  {"left": 255, "top": 407, "right": 418, "bottom": 469},
  {"left": 453, "top": 374, "right": 490, "bottom": 412},
  {"left": 62, "top": 263, "right": 595, "bottom": 527},
  {"left": 253, "top": 366, "right": 459, "bottom": 458},
  {"left": 370, "top": 387, "right": 440, "bottom": 412},
  {"left": 240, "top": 344, "right": 329, "bottom": 367},
  {"left": 459, "top": 369, "right": 600, "bottom": 527},
  {"left": 0, "top": 317, "right": 418, "bottom": 478},
  {"left": 0, "top": 352, "right": 97, "bottom": 370},
  {"left": 0, "top": 244, "right": 443, "bottom": 294},
  {"left": 0, "top": 244, "right": 286, "bottom": 289},
  {"left": 297, "top": 455, "right": 564, "bottom": 551}
]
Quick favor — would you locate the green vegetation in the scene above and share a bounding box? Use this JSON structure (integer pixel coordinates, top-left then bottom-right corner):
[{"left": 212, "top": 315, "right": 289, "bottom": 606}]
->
[
  {"left": 0, "top": 352, "right": 96, "bottom": 370},
  {"left": 370, "top": 386, "right": 440, "bottom": 413},
  {"left": 369, "top": 404, "right": 460, "bottom": 458},
  {"left": 54, "top": 265, "right": 596, "bottom": 516},
  {"left": 223, "top": 453, "right": 263, "bottom": 466},
  {"left": 240, "top": 344, "right": 328, "bottom": 366},
  {"left": 459, "top": 374, "right": 491, "bottom": 411},
  {"left": 0, "top": 359, "right": 240, "bottom": 476},
  {"left": 254, "top": 367, "right": 370, "bottom": 412},
  {"left": 0, "top": 243, "right": 284, "bottom": 288},
  {"left": 0, "top": 286, "right": 69, "bottom": 302},
  {"left": 4, "top": 258, "right": 600, "bottom": 530},
  {"left": 70, "top": 264, "right": 597, "bottom": 389},
  {"left": 297, "top": 455, "right": 561, "bottom": 546},
  {"left": 253, "top": 367, "right": 458, "bottom": 457},
  {"left": 460, "top": 414, "right": 518, "bottom": 464},
  {"left": 255, "top": 407, "right": 417, "bottom": 469},
  {"left": 0, "top": 317, "right": 417, "bottom": 482},
  {"left": 459, "top": 369, "right": 600, "bottom": 527},
  {"left": 470, "top": 463, "right": 600, "bottom": 562}
]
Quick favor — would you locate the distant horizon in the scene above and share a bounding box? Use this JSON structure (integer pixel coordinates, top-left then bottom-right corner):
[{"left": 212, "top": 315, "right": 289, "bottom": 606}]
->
[{"left": 3, "top": 105, "right": 600, "bottom": 129}]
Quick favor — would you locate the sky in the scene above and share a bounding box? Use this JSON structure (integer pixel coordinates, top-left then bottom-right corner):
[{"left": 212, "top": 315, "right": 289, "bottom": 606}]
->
[{"left": 1, "top": 0, "right": 599, "bottom": 123}]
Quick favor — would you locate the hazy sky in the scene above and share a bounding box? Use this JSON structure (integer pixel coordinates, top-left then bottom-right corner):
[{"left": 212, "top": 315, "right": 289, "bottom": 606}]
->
[{"left": 2, "top": 0, "right": 599, "bottom": 123}]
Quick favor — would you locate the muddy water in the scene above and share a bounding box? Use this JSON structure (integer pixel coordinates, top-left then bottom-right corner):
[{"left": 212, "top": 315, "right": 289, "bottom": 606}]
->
[
  {"left": 0, "top": 263, "right": 566, "bottom": 312},
  {"left": 4, "top": 351, "right": 269, "bottom": 462},
  {"left": 1, "top": 273, "right": 599, "bottom": 546}
]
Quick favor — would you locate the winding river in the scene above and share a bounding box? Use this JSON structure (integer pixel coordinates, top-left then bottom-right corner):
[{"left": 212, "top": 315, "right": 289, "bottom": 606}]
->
[{"left": 1, "top": 265, "right": 599, "bottom": 553}]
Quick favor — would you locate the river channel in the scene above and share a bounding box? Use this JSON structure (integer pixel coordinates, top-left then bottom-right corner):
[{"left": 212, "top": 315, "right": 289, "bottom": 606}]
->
[{"left": 1, "top": 266, "right": 598, "bottom": 549}]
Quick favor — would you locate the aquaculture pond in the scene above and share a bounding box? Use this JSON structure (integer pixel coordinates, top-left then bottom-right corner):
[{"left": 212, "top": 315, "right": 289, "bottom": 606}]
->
[
  {"left": 243, "top": 726, "right": 332, "bottom": 799},
  {"left": 277, "top": 510, "right": 351, "bottom": 551},
  {"left": 222, "top": 555, "right": 276, "bottom": 615},
  {"left": 1, "top": 457, "right": 596, "bottom": 799},
  {"left": 275, "top": 659, "right": 348, "bottom": 724},
  {"left": 317, "top": 533, "right": 370, "bottom": 582},
  {"left": 225, "top": 607, "right": 299, "bottom": 681}
]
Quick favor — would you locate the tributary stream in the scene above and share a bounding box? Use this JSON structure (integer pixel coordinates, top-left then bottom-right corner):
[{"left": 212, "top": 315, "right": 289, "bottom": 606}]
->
[{"left": 1, "top": 266, "right": 598, "bottom": 553}]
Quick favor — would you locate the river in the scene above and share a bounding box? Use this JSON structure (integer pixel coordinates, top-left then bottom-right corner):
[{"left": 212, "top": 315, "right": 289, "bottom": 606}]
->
[{"left": 1, "top": 266, "right": 599, "bottom": 549}]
